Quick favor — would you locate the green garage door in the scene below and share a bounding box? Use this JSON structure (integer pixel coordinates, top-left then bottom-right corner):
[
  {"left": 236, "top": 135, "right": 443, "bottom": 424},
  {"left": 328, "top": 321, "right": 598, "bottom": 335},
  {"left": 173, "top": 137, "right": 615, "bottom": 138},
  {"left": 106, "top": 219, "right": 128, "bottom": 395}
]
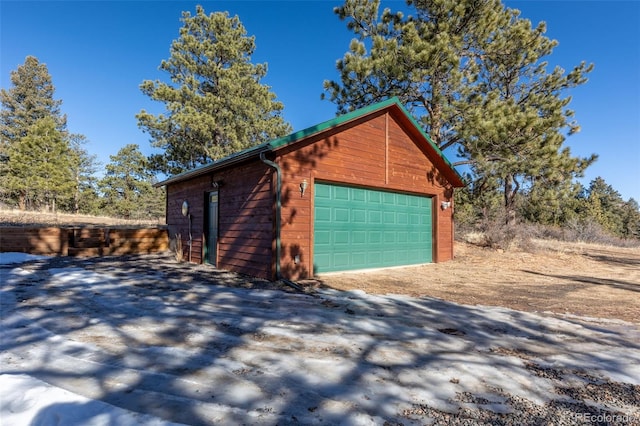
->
[{"left": 314, "top": 183, "right": 432, "bottom": 273}]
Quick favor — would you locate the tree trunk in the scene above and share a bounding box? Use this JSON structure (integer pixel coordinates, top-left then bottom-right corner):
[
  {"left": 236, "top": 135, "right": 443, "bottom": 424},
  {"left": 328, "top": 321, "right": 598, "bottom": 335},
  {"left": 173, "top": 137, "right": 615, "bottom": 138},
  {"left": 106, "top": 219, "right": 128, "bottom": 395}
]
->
[
  {"left": 18, "top": 192, "right": 26, "bottom": 210},
  {"left": 504, "top": 174, "right": 519, "bottom": 226},
  {"left": 74, "top": 176, "right": 80, "bottom": 214}
]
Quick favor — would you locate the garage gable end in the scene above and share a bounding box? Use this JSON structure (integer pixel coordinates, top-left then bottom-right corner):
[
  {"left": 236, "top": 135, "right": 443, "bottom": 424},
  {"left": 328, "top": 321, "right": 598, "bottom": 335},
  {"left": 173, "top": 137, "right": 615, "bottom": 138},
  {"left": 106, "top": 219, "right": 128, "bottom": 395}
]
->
[
  {"left": 156, "top": 97, "right": 463, "bottom": 190},
  {"left": 268, "top": 97, "right": 464, "bottom": 188}
]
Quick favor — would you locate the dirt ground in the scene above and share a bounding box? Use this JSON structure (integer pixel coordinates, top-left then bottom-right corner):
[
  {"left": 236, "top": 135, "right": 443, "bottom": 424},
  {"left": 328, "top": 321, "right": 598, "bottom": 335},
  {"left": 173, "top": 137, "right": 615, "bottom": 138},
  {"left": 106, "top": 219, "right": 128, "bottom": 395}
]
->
[
  {"left": 308, "top": 239, "right": 640, "bottom": 324},
  {"left": 0, "top": 209, "right": 162, "bottom": 227}
]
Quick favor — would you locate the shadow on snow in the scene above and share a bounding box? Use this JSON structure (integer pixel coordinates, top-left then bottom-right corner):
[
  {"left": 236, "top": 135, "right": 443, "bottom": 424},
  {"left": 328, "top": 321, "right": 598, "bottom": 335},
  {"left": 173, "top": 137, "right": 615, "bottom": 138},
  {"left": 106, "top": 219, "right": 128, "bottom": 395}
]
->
[{"left": 1, "top": 253, "right": 638, "bottom": 425}]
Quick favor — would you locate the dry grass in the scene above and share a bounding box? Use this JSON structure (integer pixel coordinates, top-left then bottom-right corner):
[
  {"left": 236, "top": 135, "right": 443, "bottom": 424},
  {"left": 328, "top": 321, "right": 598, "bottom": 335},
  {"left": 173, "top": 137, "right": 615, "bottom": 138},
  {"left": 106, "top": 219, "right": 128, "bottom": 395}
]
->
[
  {"left": 313, "top": 239, "right": 640, "bottom": 324},
  {"left": 0, "top": 209, "right": 164, "bottom": 228}
]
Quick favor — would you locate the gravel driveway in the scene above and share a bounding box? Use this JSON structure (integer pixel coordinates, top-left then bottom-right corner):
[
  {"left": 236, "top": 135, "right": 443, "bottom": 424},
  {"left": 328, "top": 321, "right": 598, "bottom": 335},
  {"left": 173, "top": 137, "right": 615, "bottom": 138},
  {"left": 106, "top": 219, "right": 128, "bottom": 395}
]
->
[{"left": 1, "top": 253, "right": 639, "bottom": 425}]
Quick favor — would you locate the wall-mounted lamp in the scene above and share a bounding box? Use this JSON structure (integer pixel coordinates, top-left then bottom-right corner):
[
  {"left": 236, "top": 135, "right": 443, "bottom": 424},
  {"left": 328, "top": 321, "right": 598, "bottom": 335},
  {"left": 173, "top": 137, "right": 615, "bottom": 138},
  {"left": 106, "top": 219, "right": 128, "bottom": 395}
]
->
[
  {"left": 300, "top": 179, "right": 308, "bottom": 197},
  {"left": 441, "top": 201, "right": 451, "bottom": 210},
  {"left": 181, "top": 200, "right": 193, "bottom": 262},
  {"left": 211, "top": 179, "right": 223, "bottom": 188}
]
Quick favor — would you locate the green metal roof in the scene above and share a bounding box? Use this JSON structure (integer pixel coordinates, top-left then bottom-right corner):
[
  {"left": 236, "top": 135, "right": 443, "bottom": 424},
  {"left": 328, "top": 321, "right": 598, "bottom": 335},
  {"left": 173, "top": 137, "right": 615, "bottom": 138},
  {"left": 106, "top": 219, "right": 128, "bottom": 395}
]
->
[
  {"left": 155, "top": 97, "right": 463, "bottom": 187},
  {"left": 153, "top": 143, "right": 269, "bottom": 187}
]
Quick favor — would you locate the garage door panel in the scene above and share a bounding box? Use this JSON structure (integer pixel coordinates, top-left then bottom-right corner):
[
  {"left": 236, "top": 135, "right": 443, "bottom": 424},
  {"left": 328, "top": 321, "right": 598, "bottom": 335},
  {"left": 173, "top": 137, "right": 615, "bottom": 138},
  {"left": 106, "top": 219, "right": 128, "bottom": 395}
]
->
[
  {"left": 334, "top": 186, "right": 350, "bottom": 200},
  {"left": 333, "top": 253, "right": 350, "bottom": 268},
  {"left": 334, "top": 231, "right": 349, "bottom": 244},
  {"left": 352, "top": 188, "right": 366, "bottom": 202},
  {"left": 369, "top": 231, "right": 382, "bottom": 243},
  {"left": 315, "top": 253, "right": 331, "bottom": 266},
  {"left": 352, "top": 231, "right": 367, "bottom": 244},
  {"left": 367, "top": 251, "right": 382, "bottom": 264},
  {"left": 315, "top": 230, "right": 331, "bottom": 244},
  {"left": 352, "top": 209, "right": 366, "bottom": 222},
  {"left": 334, "top": 208, "right": 350, "bottom": 222},
  {"left": 315, "top": 207, "right": 331, "bottom": 223},
  {"left": 383, "top": 250, "right": 397, "bottom": 263},
  {"left": 383, "top": 211, "right": 396, "bottom": 224},
  {"left": 315, "top": 184, "right": 331, "bottom": 199},
  {"left": 352, "top": 252, "right": 367, "bottom": 266},
  {"left": 368, "top": 211, "right": 382, "bottom": 223},
  {"left": 368, "top": 192, "right": 381, "bottom": 203},
  {"left": 396, "top": 248, "right": 408, "bottom": 259},
  {"left": 314, "top": 183, "right": 432, "bottom": 273}
]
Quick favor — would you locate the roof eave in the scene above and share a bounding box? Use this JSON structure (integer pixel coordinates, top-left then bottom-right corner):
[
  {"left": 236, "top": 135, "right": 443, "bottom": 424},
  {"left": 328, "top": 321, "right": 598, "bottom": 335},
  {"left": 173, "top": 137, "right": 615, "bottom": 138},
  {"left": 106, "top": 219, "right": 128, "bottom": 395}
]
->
[
  {"left": 153, "top": 144, "right": 270, "bottom": 188},
  {"left": 267, "top": 97, "right": 401, "bottom": 152}
]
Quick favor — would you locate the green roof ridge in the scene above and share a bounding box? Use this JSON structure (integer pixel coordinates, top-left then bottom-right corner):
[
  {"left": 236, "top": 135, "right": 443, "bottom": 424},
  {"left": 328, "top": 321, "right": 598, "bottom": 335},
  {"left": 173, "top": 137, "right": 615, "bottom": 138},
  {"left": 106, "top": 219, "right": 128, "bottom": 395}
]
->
[{"left": 267, "top": 97, "right": 400, "bottom": 150}]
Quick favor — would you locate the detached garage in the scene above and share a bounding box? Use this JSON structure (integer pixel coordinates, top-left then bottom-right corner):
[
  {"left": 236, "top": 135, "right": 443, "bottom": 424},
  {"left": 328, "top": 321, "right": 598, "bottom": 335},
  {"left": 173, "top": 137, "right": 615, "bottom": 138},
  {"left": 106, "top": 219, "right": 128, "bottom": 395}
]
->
[{"left": 156, "top": 98, "right": 464, "bottom": 280}]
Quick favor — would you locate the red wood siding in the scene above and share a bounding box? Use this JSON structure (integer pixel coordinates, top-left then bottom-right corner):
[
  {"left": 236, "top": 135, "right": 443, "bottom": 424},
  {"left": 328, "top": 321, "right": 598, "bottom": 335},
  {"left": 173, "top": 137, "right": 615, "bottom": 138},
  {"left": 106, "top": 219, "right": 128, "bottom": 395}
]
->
[
  {"left": 217, "top": 162, "right": 274, "bottom": 279},
  {"left": 277, "top": 111, "right": 455, "bottom": 279},
  {"left": 166, "top": 161, "right": 275, "bottom": 279},
  {"left": 166, "top": 174, "right": 210, "bottom": 263}
]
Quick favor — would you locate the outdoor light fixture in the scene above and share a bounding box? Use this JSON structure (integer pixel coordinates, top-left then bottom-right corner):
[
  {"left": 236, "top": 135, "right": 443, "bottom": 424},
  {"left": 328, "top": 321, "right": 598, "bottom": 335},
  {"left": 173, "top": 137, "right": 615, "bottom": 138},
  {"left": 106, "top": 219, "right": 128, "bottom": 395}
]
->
[
  {"left": 441, "top": 201, "right": 451, "bottom": 210},
  {"left": 300, "top": 179, "right": 308, "bottom": 197},
  {"left": 182, "top": 200, "right": 193, "bottom": 262}
]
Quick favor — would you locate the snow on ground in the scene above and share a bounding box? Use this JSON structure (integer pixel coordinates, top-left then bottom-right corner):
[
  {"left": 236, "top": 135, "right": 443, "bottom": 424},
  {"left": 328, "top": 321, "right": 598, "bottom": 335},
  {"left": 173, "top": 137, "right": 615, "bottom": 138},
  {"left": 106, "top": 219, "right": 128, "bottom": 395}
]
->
[
  {"left": 0, "top": 374, "right": 182, "bottom": 426},
  {"left": 1, "top": 253, "right": 639, "bottom": 425},
  {"left": 0, "top": 252, "right": 50, "bottom": 265}
]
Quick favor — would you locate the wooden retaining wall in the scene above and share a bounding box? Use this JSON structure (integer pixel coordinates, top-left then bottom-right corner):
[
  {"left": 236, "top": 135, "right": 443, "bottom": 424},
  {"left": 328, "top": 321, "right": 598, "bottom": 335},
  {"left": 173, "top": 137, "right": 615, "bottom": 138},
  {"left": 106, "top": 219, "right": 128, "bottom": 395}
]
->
[{"left": 0, "top": 226, "right": 169, "bottom": 257}]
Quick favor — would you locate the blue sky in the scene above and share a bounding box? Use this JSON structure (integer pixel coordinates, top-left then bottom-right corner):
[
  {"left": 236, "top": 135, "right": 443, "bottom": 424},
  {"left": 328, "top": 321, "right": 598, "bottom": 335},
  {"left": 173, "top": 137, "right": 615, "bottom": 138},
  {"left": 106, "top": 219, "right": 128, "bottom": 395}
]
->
[{"left": 1, "top": 0, "right": 639, "bottom": 202}]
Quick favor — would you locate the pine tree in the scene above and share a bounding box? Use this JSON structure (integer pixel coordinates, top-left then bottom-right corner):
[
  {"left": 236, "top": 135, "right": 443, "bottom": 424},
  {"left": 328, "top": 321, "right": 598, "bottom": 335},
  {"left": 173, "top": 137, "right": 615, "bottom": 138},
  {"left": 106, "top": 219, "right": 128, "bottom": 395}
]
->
[
  {"left": 68, "top": 134, "right": 100, "bottom": 214},
  {"left": 1, "top": 56, "right": 68, "bottom": 206},
  {"left": 620, "top": 198, "right": 640, "bottom": 239},
  {"left": 4, "top": 117, "right": 74, "bottom": 211},
  {"left": 325, "top": 0, "right": 596, "bottom": 225},
  {"left": 137, "top": 5, "right": 291, "bottom": 175},
  {"left": 98, "top": 144, "right": 164, "bottom": 219},
  {"left": 583, "top": 177, "right": 625, "bottom": 236},
  {"left": 458, "top": 8, "right": 596, "bottom": 224},
  {"left": 520, "top": 180, "right": 583, "bottom": 226},
  {"left": 1, "top": 56, "right": 66, "bottom": 145},
  {"left": 324, "top": 0, "right": 504, "bottom": 150}
]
